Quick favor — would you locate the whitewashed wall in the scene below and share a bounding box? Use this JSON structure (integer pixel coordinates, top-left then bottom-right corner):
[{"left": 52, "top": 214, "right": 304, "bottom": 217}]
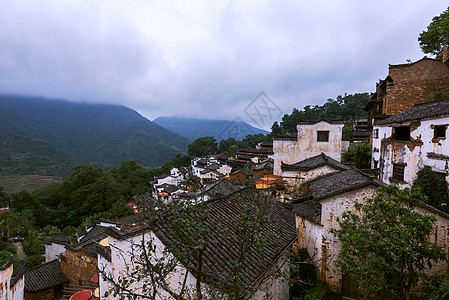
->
[
  {"left": 273, "top": 121, "right": 343, "bottom": 175},
  {"left": 373, "top": 116, "right": 449, "bottom": 187},
  {"left": 45, "top": 242, "right": 66, "bottom": 262}
]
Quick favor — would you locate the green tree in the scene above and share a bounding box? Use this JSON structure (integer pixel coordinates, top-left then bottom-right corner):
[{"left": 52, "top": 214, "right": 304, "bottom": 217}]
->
[
  {"left": 0, "top": 186, "right": 10, "bottom": 208},
  {"left": 419, "top": 7, "right": 449, "bottom": 59},
  {"left": 188, "top": 136, "right": 218, "bottom": 157},
  {"left": 332, "top": 186, "right": 447, "bottom": 300},
  {"left": 413, "top": 168, "right": 449, "bottom": 213},
  {"left": 342, "top": 141, "right": 372, "bottom": 169},
  {"left": 272, "top": 93, "right": 369, "bottom": 134},
  {"left": 218, "top": 137, "right": 238, "bottom": 154},
  {"left": 110, "top": 160, "right": 150, "bottom": 200}
]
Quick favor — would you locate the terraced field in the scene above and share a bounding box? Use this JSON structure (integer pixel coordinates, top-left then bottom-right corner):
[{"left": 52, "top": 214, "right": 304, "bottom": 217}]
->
[{"left": 0, "top": 174, "right": 61, "bottom": 193}]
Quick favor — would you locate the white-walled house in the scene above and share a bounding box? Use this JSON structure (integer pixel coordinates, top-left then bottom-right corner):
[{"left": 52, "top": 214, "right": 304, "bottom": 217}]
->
[
  {"left": 372, "top": 99, "right": 449, "bottom": 188},
  {"left": 292, "top": 167, "right": 449, "bottom": 298},
  {"left": 279, "top": 153, "right": 348, "bottom": 187},
  {"left": 273, "top": 119, "right": 345, "bottom": 176},
  {"left": 0, "top": 256, "right": 24, "bottom": 300},
  {"left": 98, "top": 189, "right": 296, "bottom": 300}
]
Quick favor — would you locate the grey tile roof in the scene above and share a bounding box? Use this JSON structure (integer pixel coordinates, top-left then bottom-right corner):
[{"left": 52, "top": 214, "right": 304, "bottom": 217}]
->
[
  {"left": 293, "top": 168, "right": 383, "bottom": 221},
  {"left": 282, "top": 153, "right": 349, "bottom": 172},
  {"left": 78, "top": 225, "right": 109, "bottom": 244},
  {"left": 24, "top": 260, "right": 69, "bottom": 292},
  {"left": 203, "top": 179, "right": 246, "bottom": 199},
  {"left": 273, "top": 132, "right": 297, "bottom": 140},
  {"left": 43, "top": 233, "right": 72, "bottom": 245},
  {"left": 253, "top": 159, "right": 274, "bottom": 170},
  {"left": 376, "top": 98, "right": 449, "bottom": 125},
  {"left": 292, "top": 200, "right": 321, "bottom": 222},
  {"left": 106, "top": 189, "right": 296, "bottom": 293},
  {"left": 306, "top": 168, "right": 382, "bottom": 201}
]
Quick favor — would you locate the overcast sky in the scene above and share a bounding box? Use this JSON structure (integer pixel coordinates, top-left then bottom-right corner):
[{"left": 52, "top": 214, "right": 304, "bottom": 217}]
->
[{"left": 0, "top": 1, "right": 447, "bottom": 130}]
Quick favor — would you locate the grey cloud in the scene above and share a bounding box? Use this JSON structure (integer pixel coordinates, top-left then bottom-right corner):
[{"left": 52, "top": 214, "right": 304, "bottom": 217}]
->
[{"left": 0, "top": 0, "right": 447, "bottom": 128}]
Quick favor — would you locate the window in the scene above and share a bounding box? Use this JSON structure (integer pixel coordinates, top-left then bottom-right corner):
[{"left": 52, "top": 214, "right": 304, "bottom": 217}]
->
[
  {"left": 373, "top": 129, "right": 379, "bottom": 139},
  {"left": 317, "top": 131, "right": 329, "bottom": 142},
  {"left": 394, "top": 126, "right": 410, "bottom": 141},
  {"left": 434, "top": 125, "right": 446, "bottom": 139},
  {"left": 392, "top": 163, "right": 405, "bottom": 182}
]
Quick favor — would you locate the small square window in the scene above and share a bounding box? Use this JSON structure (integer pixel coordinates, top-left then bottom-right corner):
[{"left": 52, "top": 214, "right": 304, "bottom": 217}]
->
[
  {"left": 434, "top": 125, "right": 446, "bottom": 139},
  {"left": 317, "top": 131, "right": 329, "bottom": 142},
  {"left": 392, "top": 163, "right": 405, "bottom": 182},
  {"left": 394, "top": 127, "right": 410, "bottom": 141},
  {"left": 373, "top": 129, "right": 379, "bottom": 139}
]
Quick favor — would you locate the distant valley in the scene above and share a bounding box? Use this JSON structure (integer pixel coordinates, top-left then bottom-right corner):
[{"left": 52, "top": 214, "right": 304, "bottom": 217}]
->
[
  {"left": 0, "top": 95, "right": 190, "bottom": 177},
  {"left": 153, "top": 116, "right": 269, "bottom": 141}
]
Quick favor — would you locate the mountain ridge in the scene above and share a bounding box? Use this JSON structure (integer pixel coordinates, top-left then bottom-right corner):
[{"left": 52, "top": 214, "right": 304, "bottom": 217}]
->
[
  {"left": 153, "top": 116, "right": 269, "bottom": 141},
  {"left": 0, "top": 95, "right": 190, "bottom": 177}
]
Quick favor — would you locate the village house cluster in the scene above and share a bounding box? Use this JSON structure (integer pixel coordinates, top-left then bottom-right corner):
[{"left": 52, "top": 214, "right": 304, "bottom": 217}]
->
[{"left": 1, "top": 51, "right": 449, "bottom": 299}]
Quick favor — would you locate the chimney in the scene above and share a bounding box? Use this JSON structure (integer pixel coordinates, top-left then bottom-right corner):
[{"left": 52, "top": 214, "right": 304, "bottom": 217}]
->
[{"left": 443, "top": 44, "right": 449, "bottom": 63}]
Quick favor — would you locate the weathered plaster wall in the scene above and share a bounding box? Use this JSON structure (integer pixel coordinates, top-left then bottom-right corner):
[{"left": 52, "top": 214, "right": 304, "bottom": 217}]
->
[
  {"left": 273, "top": 121, "right": 343, "bottom": 175},
  {"left": 0, "top": 262, "right": 13, "bottom": 300},
  {"left": 297, "top": 185, "right": 449, "bottom": 297},
  {"left": 250, "top": 251, "right": 290, "bottom": 300},
  {"left": 296, "top": 217, "right": 323, "bottom": 268},
  {"left": 373, "top": 116, "right": 449, "bottom": 187},
  {"left": 99, "top": 231, "right": 198, "bottom": 300},
  {"left": 45, "top": 242, "right": 66, "bottom": 262},
  {"left": 319, "top": 186, "right": 379, "bottom": 290},
  {"left": 12, "top": 275, "right": 24, "bottom": 300}
]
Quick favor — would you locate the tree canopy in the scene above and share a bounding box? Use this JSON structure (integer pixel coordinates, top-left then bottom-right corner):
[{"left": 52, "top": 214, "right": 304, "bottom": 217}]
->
[
  {"left": 332, "top": 185, "right": 447, "bottom": 300},
  {"left": 188, "top": 136, "right": 219, "bottom": 157},
  {"left": 419, "top": 7, "right": 449, "bottom": 59},
  {"left": 271, "top": 93, "right": 369, "bottom": 135}
]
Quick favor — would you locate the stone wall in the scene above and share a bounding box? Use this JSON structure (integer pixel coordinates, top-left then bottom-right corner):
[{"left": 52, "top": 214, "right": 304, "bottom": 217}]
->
[
  {"left": 384, "top": 59, "right": 449, "bottom": 116},
  {"left": 60, "top": 249, "right": 98, "bottom": 292}
]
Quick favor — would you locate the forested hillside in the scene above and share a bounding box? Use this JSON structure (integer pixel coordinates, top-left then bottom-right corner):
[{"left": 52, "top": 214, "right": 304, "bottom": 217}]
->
[{"left": 0, "top": 95, "right": 190, "bottom": 177}]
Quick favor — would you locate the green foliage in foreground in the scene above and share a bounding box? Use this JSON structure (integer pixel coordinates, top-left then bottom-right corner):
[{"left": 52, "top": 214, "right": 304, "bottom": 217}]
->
[
  {"left": 413, "top": 168, "right": 449, "bottom": 214},
  {"left": 332, "top": 186, "right": 447, "bottom": 300}
]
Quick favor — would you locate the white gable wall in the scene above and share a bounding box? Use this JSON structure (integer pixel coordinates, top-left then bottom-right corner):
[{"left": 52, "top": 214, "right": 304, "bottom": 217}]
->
[{"left": 273, "top": 121, "right": 343, "bottom": 175}]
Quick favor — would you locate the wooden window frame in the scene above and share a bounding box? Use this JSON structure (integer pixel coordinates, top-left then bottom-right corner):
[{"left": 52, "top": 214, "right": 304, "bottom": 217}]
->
[
  {"left": 434, "top": 125, "right": 446, "bottom": 139},
  {"left": 392, "top": 163, "right": 406, "bottom": 182},
  {"left": 317, "top": 131, "right": 329, "bottom": 142}
]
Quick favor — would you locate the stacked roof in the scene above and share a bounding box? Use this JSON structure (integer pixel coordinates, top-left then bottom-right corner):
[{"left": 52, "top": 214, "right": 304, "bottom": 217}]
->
[{"left": 107, "top": 188, "right": 296, "bottom": 292}]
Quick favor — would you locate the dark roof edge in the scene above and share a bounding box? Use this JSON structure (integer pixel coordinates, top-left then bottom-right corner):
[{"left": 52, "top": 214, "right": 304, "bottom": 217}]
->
[
  {"left": 315, "top": 181, "right": 383, "bottom": 203},
  {"left": 0, "top": 255, "right": 13, "bottom": 271},
  {"left": 297, "top": 118, "right": 345, "bottom": 125},
  {"left": 388, "top": 56, "right": 441, "bottom": 68}
]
